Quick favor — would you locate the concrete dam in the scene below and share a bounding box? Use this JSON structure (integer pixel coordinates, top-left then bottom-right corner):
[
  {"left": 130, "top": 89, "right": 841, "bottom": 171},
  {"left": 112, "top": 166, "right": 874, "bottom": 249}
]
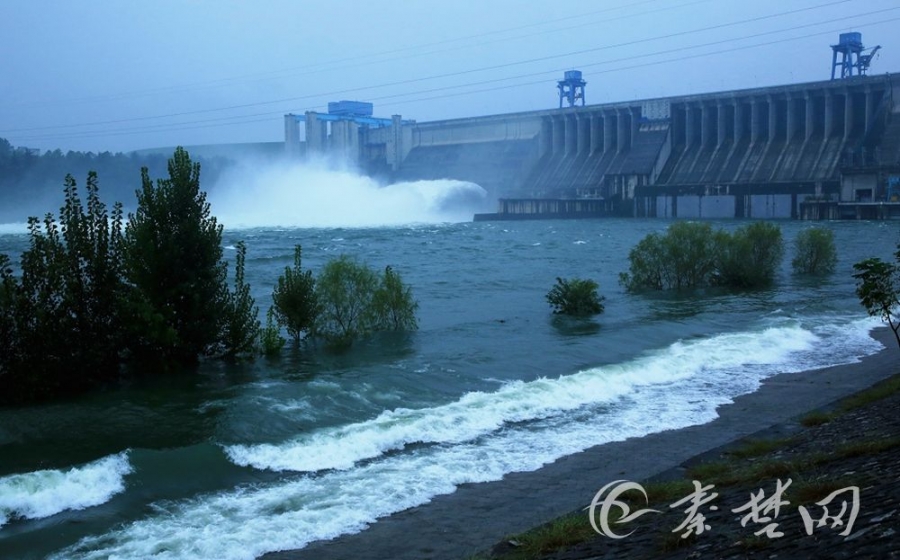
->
[{"left": 285, "top": 73, "right": 900, "bottom": 220}]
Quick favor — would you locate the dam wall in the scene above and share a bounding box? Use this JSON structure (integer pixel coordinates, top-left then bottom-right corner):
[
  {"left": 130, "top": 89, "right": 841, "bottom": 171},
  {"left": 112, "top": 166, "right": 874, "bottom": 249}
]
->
[{"left": 289, "top": 74, "right": 900, "bottom": 219}]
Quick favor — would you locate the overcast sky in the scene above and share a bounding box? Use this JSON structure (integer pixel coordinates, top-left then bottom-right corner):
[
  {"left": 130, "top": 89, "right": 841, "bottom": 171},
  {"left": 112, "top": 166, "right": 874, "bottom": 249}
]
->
[{"left": 1, "top": 0, "right": 897, "bottom": 154}]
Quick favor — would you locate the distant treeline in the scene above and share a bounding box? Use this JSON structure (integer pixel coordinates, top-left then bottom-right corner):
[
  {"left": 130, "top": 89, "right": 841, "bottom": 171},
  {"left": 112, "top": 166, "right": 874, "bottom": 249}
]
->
[{"left": 0, "top": 137, "right": 232, "bottom": 222}]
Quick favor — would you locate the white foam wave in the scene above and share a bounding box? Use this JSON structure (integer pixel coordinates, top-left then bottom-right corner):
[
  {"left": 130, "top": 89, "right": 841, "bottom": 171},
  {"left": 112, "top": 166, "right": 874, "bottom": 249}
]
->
[
  {"left": 0, "top": 452, "right": 132, "bottom": 528},
  {"left": 52, "top": 318, "right": 883, "bottom": 560},
  {"left": 210, "top": 160, "right": 489, "bottom": 229},
  {"left": 54, "top": 319, "right": 882, "bottom": 560},
  {"left": 227, "top": 323, "right": 820, "bottom": 473}
]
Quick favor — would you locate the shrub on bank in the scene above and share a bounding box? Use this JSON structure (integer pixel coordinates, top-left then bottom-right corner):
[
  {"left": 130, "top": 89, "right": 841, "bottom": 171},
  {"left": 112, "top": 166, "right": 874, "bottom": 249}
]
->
[{"left": 853, "top": 250, "right": 900, "bottom": 348}]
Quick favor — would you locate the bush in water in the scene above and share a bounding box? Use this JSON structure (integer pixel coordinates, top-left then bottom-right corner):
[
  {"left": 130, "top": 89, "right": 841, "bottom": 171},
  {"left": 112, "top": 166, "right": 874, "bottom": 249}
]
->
[
  {"left": 546, "top": 277, "right": 605, "bottom": 316},
  {"left": 314, "top": 256, "right": 419, "bottom": 349},
  {"left": 793, "top": 227, "right": 837, "bottom": 276},
  {"left": 717, "top": 221, "right": 785, "bottom": 289},
  {"left": 0, "top": 172, "right": 128, "bottom": 404},
  {"left": 620, "top": 221, "right": 785, "bottom": 292},
  {"left": 0, "top": 149, "right": 261, "bottom": 404},
  {"left": 620, "top": 221, "right": 725, "bottom": 291},
  {"left": 272, "top": 245, "right": 318, "bottom": 343}
]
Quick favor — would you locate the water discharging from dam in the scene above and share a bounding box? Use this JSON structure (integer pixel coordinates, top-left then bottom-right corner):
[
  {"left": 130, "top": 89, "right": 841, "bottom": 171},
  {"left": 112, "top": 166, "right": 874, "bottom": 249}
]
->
[{"left": 211, "top": 160, "right": 490, "bottom": 229}]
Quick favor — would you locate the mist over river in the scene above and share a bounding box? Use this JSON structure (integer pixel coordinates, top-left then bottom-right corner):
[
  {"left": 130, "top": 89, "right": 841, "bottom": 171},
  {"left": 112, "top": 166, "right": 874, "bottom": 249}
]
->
[{"left": 0, "top": 212, "right": 894, "bottom": 559}]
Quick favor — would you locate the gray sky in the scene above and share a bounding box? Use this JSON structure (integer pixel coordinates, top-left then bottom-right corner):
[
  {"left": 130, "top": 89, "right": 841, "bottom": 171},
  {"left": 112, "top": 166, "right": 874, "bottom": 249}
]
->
[{"left": 1, "top": 0, "right": 897, "bottom": 153}]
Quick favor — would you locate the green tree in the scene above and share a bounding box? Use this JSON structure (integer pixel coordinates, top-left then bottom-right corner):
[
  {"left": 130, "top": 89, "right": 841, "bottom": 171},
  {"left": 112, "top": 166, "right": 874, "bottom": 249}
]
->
[
  {"left": 717, "top": 221, "right": 784, "bottom": 288},
  {"left": 260, "top": 308, "right": 286, "bottom": 356},
  {"left": 314, "top": 255, "right": 379, "bottom": 347},
  {"left": 792, "top": 227, "right": 837, "bottom": 275},
  {"left": 272, "top": 245, "right": 318, "bottom": 343},
  {"left": 372, "top": 266, "right": 419, "bottom": 331},
  {"left": 0, "top": 173, "right": 126, "bottom": 404},
  {"left": 0, "top": 255, "right": 14, "bottom": 377},
  {"left": 124, "top": 147, "right": 228, "bottom": 365},
  {"left": 546, "top": 277, "right": 605, "bottom": 316},
  {"left": 220, "top": 241, "right": 260, "bottom": 358},
  {"left": 620, "top": 221, "right": 723, "bottom": 291},
  {"left": 853, "top": 254, "right": 900, "bottom": 348}
]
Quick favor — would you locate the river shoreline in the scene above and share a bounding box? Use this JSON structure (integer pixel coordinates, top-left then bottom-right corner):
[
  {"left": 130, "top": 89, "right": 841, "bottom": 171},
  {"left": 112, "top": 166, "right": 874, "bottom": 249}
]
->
[{"left": 263, "top": 327, "right": 897, "bottom": 560}]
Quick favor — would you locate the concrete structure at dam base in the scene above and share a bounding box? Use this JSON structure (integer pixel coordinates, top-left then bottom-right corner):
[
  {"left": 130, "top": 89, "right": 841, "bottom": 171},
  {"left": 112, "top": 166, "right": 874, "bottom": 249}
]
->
[{"left": 285, "top": 73, "right": 900, "bottom": 221}]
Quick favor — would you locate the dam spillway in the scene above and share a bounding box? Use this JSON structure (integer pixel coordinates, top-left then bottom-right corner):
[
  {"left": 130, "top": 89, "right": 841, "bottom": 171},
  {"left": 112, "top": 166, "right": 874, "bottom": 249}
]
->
[{"left": 285, "top": 73, "right": 900, "bottom": 220}]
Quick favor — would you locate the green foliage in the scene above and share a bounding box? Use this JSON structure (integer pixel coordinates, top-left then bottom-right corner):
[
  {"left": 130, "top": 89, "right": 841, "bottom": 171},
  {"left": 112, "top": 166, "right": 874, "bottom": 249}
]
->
[
  {"left": 220, "top": 241, "right": 260, "bottom": 358},
  {"left": 372, "top": 266, "right": 419, "bottom": 331},
  {"left": 717, "top": 221, "right": 784, "bottom": 288},
  {"left": 619, "top": 221, "right": 723, "bottom": 291},
  {"left": 853, "top": 254, "right": 900, "bottom": 348},
  {"left": 546, "top": 277, "right": 605, "bottom": 316},
  {"left": 0, "top": 149, "right": 269, "bottom": 404},
  {"left": 124, "top": 147, "right": 228, "bottom": 365},
  {"left": 0, "top": 173, "right": 127, "bottom": 404},
  {"left": 272, "top": 245, "right": 318, "bottom": 343},
  {"left": 314, "top": 255, "right": 380, "bottom": 347},
  {"left": 621, "top": 221, "right": 785, "bottom": 291},
  {"left": 260, "top": 308, "right": 286, "bottom": 356},
  {"left": 792, "top": 227, "right": 837, "bottom": 275},
  {"left": 314, "top": 257, "right": 419, "bottom": 348}
]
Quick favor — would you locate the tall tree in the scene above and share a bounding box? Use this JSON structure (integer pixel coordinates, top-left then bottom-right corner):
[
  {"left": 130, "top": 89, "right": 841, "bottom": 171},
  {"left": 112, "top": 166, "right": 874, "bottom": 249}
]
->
[{"left": 125, "top": 147, "right": 228, "bottom": 366}]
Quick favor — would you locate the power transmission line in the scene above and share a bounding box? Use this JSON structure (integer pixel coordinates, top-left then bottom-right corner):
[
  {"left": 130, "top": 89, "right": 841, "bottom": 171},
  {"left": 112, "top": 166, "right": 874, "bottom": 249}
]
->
[
  {"left": 6, "top": 0, "right": 682, "bottom": 110},
  {"left": 9, "top": 7, "right": 895, "bottom": 143},
  {"left": 0, "top": 0, "right": 854, "bottom": 135}
]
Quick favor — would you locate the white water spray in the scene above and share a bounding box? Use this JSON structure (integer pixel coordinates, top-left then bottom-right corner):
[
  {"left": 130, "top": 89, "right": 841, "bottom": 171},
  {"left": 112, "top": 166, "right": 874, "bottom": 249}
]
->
[{"left": 210, "top": 159, "right": 489, "bottom": 229}]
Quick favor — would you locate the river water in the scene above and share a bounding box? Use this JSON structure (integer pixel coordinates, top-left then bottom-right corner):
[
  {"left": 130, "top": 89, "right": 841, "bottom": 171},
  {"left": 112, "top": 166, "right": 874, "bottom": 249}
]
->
[{"left": 0, "top": 184, "right": 896, "bottom": 558}]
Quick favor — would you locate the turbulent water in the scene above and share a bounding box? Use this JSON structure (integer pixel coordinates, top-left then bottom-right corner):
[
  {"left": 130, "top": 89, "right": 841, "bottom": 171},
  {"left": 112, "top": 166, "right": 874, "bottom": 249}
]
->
[{"left": 0, "top": 179, "right": 896, "bottom": 559}]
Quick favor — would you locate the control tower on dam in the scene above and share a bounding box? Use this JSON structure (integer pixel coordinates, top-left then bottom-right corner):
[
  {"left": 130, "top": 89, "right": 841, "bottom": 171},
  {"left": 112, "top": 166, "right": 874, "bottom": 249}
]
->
[{"left": 286, "top": 73, "right": 900, "bottom": 220}]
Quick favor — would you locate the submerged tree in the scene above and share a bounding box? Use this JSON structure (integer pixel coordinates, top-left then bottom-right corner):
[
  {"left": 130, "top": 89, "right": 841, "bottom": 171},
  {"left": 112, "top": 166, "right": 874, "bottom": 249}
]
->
[
  {"left": 260, "top": 307, "right": 286, "bottom": 356},
  {"left": 0, "top": 173, "right": 127, "bottom": 404},
  {"left": 220, "top": 241, "right": 260, "bottom": 358},
  {"left": 621, "top": 221, "right": 786, "bottom": 292},
  {"left": 313, "top": 256, "right": 419, "bottom": 348},
  {"left": 546, "top": 277, "right": 605, "bottom": 316},
  {"left": 793, "top": 227, "right": 837, "bottom": 275},
  {"left": 272, "top": 245, "right": 318, "bottom": 343},
  {"left": 124, "top": 147, "right": 228, "bottom": 365},
  {"left": 620, "top": 221, "right": 724, "bottom": 291},
  {"left": 717, "top": 221, "right": 784, "bottom": 288},
  {"left": 372, "top": 266, "right": 419, "bottom": 331},
  {"left": 314, "top": 255, "right": 380, "bottom": 347},
  {"left": 0, "top": 148, "right": 268, "bottom": 404}
]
